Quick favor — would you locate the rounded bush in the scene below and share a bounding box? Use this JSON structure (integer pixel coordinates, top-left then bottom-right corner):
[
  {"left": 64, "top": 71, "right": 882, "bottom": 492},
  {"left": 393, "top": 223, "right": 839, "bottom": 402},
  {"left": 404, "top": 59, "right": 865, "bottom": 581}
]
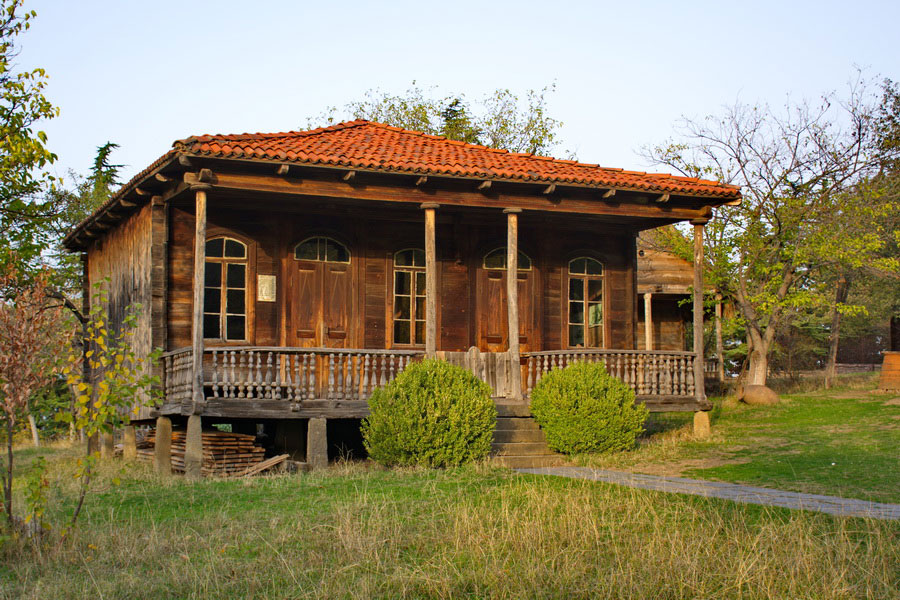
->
[
  {"left": 530, "top": 361, "right": 648, "bottom": 455},
  {"left": 362, "top": 358, "right": 496, "bottom": 467}
]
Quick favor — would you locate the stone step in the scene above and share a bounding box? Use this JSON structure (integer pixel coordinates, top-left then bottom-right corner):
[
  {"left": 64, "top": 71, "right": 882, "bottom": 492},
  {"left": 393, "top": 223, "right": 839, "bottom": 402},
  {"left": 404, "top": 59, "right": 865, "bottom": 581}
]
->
[
  {"left": 492, "top": 454, "right": 566, "bottom": 469},
  {"left": 495, "top": 417, "right": 541, "bottom": 431},
  {"left": 495, "top": 403, "right": 532, "bottom": 417},
  {"left": 491, "top": 441, "right": 551, "bottom": 456},
  {"left": 493, "top": 428, "right": 545, "bottom": 443}
]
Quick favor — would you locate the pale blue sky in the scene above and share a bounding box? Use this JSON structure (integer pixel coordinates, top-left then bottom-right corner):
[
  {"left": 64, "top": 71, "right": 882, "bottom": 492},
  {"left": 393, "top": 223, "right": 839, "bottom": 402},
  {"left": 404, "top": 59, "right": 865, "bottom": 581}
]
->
[{"left": 21, "top": 0, "right": 900, "bottom": 183}]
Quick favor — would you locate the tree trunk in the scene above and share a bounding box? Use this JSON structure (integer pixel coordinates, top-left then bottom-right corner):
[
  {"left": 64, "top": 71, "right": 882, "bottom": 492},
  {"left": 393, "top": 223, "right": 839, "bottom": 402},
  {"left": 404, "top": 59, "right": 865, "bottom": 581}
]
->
[
  {"left": 824, "top": 275, "right": 851, "bottom": 389},
  {"left": 28, "top": 414, "right": 39, "bottom": 448},
  {"left": 747, "top": 328, "right": 770, "bottom": 386},
  {"left": 4, "top": 419, "right": 12, "bottom": 525}
]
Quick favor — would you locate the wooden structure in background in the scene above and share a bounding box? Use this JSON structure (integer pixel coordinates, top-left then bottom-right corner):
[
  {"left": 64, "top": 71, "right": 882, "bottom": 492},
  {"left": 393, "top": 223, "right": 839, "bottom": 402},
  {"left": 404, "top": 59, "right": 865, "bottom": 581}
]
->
[{"left": 64, "top": 120, "right": 741, "bottom": 468}]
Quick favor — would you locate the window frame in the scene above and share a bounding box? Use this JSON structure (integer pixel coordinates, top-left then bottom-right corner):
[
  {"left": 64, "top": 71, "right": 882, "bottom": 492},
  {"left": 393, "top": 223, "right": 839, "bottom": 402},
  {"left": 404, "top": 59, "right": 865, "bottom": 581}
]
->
[
  {"left": 565, "top": 255, "right": 605, "bottom": 349},
  {"left": 292, "top": 236, "right": 351, "bottom": 264},
  {"left": 390, "top": 248, "right": 427, "bottom": 348},
  {"left": 203, "top": 234, "right": 254, "bottom": 344},
  {"left": 482, "top": 247, "right": 533, "bottom": 271}
]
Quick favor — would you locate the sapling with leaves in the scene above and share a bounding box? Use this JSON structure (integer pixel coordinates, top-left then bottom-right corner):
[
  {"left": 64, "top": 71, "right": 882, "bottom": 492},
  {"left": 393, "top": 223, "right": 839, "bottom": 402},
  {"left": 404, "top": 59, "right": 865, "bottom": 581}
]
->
[
  {"left": 58, "top": 282, "right": 161, "bottom": 532},
  {"left": 0, "top": 262, "right": 71, "bottom": 528}
]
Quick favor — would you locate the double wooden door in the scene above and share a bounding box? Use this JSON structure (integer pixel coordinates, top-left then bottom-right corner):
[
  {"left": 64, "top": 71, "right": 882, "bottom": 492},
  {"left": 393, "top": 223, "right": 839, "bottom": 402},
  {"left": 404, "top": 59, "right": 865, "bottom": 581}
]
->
[
  {"left": 289, "top": 259, "right": 351, "bottom": 348},
  {"left": 477, "top": 268, "right": 534, "bottom": 353}
]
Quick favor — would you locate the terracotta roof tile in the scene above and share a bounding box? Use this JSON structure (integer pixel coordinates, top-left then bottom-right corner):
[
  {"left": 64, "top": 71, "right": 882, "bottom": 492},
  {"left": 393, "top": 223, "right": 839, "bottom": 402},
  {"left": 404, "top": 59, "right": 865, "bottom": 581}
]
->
[{"left": 175, "top": 120, "right": 740, "bottom": 199}]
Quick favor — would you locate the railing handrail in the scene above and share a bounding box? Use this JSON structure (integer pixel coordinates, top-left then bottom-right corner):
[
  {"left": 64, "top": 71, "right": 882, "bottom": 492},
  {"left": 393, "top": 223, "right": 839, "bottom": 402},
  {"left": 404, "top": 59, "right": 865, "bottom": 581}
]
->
[
  {"left": 523, "top": 349, "right": 697, "bottom": 358},
  {"left": 160, "top": 346, "right": 193, "bottom": 359},
  {"left": 203, "top": 346, "right": 424, "bottom": 356}
]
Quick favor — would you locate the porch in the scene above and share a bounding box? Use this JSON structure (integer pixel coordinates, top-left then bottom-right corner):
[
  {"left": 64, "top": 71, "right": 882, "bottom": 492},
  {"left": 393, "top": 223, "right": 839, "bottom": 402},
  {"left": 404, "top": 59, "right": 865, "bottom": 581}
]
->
[{"left": 159, "top": 345, "right": 708, "bottom": 419}]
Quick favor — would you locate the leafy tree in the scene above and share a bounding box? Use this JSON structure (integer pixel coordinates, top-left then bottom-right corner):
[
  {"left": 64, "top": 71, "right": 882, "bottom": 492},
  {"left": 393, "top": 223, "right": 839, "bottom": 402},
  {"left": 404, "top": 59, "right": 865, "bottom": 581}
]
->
[
  {"left": 0, "top": 0, "right": 59, "bottom": 269},
  {"left": 0, "top": 262, "right": 71, "bottom": 527},
  {"left": 309, "top": 82, "right": 566, "bottom": 155},
  {"left": 646, "top": 81, "right": 894, "bottom": 386}
]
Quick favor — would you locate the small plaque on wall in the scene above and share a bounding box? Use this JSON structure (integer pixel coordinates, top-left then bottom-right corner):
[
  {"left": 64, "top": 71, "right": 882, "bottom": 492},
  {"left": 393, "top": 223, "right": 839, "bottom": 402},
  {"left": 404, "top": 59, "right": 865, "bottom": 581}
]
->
[{"left": 257, "top": 275, "right": 276, "bottom": 302}]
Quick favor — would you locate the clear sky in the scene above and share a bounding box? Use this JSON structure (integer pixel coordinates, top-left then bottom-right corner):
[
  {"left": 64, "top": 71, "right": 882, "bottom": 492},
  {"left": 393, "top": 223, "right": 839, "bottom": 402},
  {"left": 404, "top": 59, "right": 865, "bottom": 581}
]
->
[{"left": 19, "top": 0, "right": 900, "bottom": 184}]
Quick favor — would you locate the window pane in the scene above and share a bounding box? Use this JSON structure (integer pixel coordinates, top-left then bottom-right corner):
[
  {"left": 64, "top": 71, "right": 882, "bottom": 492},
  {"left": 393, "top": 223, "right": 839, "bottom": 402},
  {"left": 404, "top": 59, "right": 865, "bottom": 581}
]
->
[
  {"left": 394, "top": 320, "right": 410, "bottom": 344},
  {"left": 585, "top": 258, "right": 602, "bottom": 275},
  {"left": 395, "top": 271, "right": 411, "bottom": 295},
  {"left": 205, "top": 262, "right": 222, "bottom": 287},
  {"left": 412, "top": 249, "right": 425, "bottom": 267},
  {"left": 415, "top": 297, "right": 425, "bottom": 320},
  {"left": 414, "top": 320, "right": 425, "bottom": 344},
  {"left": 587, "top": 325, "right": 602, "bottom": 347},
  {"left": 569, "top": 278, "right": 583, "bottom": 301},
  {"left": 204, "top": 314, "right": 220, "bottom": 339},
  {"left": 226, "top": 315, "right": 245, "bottom": 341},
  {"left": 227, "top": 289, "right": 245, "bottom": 314},
  {"left": 569, "top": 258, "right": 585, "bottom": 274},
  {"left": 517, "top": 251, "right": 531, "bottom": 270},
  {"left": 204, "top": 288, "right": 221, "bottom": 314},
  {"left": 569, "top": 325, "right": 584, "bottom": 347},
  {"left": 295, "top": 239, "right": 318, "bottom": 261},
  {"left": 483, "top": 249, "right": 505, "bottom": 269},
  {"left": 588, "top": 279, "right": 602, "bottom": 302},
  {"left": 416, "top": 272, "right": 426, "bottom": 295},
  {"left": 224, "top": 238, "right": 246, "bottom": 258},
  {"left": 205, "top": 238, "right": 224, "bottom": 258},
  {"left": 325, "top": 239, "right": 349, "bottom": 263},
  {"left": 396, "top": 296, "right": 411, "bottom": 320},
  {"left": 394, "top": 249, "right": 413, "bottom": 266},
  {"left": 227, "top": 263, "right": 245, "bottom": 288},
  {"left": 588, "top": 302, "right": 602, "bottom": 327},
  {"left": 569, "top": 301, "right": 584, "bottom": 324}
]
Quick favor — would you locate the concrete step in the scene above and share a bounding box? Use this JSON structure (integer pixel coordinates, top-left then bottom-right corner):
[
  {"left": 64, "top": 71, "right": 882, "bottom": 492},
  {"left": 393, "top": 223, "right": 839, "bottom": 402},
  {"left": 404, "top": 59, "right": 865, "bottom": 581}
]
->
[
  {"left": 491, "top": 441, "right": 552, "bottom": 456},
  {"left": 495, "top": 403, "right": 532, "bottom": 417},
  {"left": 493, "top": 428, "right": 545, "bottom": 443},
  {"left": 492, "top": 454, "right": 566, "bottom": 469},
  {"left": 495, "top": 417, "right": 541, "bottom": 431}
]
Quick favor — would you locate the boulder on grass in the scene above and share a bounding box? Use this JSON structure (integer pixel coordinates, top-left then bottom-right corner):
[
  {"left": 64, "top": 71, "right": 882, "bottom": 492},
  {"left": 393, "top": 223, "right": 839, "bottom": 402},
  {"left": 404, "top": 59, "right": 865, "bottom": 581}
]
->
[{"left": 736, "top": 385, "right": 779, "bottom": 406}]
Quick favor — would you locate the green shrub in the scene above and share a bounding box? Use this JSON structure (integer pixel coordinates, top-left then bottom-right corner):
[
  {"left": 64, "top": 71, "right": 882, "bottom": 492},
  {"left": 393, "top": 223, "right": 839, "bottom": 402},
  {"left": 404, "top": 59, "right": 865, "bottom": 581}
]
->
[
  {"left": 362, "top": 359, "right": 496, "bottom": 467},
  {"left": 530, "top": 361, "right": 648, "bottom": 455}
]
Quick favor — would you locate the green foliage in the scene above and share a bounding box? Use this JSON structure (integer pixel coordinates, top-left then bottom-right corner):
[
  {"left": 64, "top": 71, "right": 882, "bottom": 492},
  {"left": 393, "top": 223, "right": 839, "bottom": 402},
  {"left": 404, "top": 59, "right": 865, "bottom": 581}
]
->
[
  {"left": 309, "top": 82, "right": 566, "bottom": 155},
  {"left": 0, "top": 0, "right": 60, "bottom": 269},
  {"left": 22, "top": 455, "right": 47, "bottom": 530},
  {"left": 362, "top": 359, "right": 496, "bottom": 467},
  {"left": 530, "top": 361, "right": 648, "bottom": 455}
]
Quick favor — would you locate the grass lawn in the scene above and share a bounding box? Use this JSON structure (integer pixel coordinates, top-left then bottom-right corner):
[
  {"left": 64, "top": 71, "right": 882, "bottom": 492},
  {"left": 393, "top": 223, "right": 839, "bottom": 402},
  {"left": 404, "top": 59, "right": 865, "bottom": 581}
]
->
[
  {"left": 2, "top": 382, "right": 898, "bottom": 599},
  {"left": 578, "top": 383, "right": 900, "bottom": 504}
]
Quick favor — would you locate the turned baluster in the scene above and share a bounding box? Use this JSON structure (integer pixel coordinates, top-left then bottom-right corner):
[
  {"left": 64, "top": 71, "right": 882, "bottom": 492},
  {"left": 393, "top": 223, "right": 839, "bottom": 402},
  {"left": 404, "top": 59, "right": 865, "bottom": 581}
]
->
[
  {"left": 377, "top": 355, "right": 386, "bottom": 387},
  {"left": 362, "top": 354, "right": 371, "bottom": 397}
]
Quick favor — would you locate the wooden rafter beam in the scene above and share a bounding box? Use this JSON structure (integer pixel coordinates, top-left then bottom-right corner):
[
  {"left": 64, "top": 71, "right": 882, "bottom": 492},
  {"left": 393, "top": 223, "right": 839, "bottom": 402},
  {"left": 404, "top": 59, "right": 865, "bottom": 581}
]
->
[
  {"left": 276, "top": 164, "right": 290, "bottom": 176},
  {"left": 415, "top": 176, "right": 428, "bottom": 187},
  {"left": 119, "top": 198, "right": 137, "bottom": 208},
  {"left": 135, "top": 187, "right": 151, "bottom": 196},
  {"left": 655, "top": 193, "right": 670, "bottom": 203},
  {"left": 602, "top": 188, "right": 616, "bottom": 199},
  {"left": 477, "top": 180, "right": 492, "bottom": 191},
  {"left": 342, "top": 170, "right": 356, "bottom": 182},
  {"left": 542, "top": 184, "right": 556, "bottom": 195},
  {"left": 178, "top": 155, "right": 193, "bottom": 168},
  {"left": 198, "top": 168, "right": 214, "bottom": 183},
  {"left": 155, "top": 173, "right": 173, "bottom": 183}
]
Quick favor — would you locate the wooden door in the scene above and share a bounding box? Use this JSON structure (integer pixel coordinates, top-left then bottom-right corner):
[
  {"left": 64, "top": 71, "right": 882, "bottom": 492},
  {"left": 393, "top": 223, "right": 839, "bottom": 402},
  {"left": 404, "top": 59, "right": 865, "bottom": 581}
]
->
[
  {"left": 289, "top": 261, "right": 351, "bottom": 348},
  {"left": 477, "top": 268, "right": 534, "bottom": 353}
]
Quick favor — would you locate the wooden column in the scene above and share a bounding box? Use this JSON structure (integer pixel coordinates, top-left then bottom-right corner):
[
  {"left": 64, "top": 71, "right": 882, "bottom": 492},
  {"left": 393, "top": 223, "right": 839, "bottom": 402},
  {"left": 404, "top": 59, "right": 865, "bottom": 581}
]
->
[
  {"left": 421, "top": 203, "right": 439, "bottom": 357},
  {"left": 191, "top": 186, "right": 209, "bottom": 413},
  {"left": 184, "top": 415, "right": 202, "bottom": 480},
  {"left": 505, "top": 208, "right": 522, "bottom": 400},
  {"left": 154, "top": 416, "right": 172, "bottom": 475},
  {"left": 643, "top": 292, "right": 654, "bottom": 351},
  {"left": 715, "top": 293, "right": 725, "bottom": 383},
  {"left": 100, "top": 432, "right": 115, "bottom": 459},
  {"left": 692, "top": 220, "right": 707, "bottom": 410}
]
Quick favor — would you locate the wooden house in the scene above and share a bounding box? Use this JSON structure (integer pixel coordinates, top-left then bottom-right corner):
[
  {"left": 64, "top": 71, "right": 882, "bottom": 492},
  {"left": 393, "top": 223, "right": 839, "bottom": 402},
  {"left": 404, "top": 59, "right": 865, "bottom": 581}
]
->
[{"left": 63, "top": 120, "right": 741, "bottom": 469}]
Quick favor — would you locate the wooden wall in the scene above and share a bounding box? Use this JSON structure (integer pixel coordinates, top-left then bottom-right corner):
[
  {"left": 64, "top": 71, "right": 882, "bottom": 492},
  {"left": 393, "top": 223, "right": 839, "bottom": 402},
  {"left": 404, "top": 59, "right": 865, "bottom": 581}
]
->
[
  {"left": 637, "top": 295, "right": 689, "bottom": 351},
  {"left": 164, "top": 199, "right": 639, "bottom": 352}
]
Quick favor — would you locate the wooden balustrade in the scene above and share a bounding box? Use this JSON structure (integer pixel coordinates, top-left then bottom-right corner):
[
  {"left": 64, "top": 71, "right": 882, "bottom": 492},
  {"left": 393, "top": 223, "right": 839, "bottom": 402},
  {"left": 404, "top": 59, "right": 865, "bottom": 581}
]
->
[
  {"left": 203, "top": 347, "right": 422, "bottom": 402},
  {"left": 161, "top": 348, "right": 194, "bottom": 406},
  {"left": 522, "top": 349, "right": 697, "bottom": 398}
]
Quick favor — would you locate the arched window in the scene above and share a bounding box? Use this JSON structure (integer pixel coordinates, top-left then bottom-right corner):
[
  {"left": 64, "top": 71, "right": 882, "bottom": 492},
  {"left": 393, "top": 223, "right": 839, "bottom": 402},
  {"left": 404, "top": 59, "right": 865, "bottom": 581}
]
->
[
  {"left": 393, "top": 249, "right": 426, "bottom": 345},
  {"left": 293, "top": 236, "right": 350, "bottom": 263},
  {"left": 482, "top": 248, "right": 532, "bottom": 270},
  {"left": 204, "top": 237, "right": 248, "bottom": 341},
  {"left": 567, "top": 257, "right": 603, "bottom": 347}
]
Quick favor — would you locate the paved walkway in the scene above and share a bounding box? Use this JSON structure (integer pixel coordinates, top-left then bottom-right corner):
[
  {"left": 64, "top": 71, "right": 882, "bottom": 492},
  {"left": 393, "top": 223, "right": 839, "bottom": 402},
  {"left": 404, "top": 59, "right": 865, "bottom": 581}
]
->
[{"left": 516, "top": 467, "right": 900, "bottom": 521}]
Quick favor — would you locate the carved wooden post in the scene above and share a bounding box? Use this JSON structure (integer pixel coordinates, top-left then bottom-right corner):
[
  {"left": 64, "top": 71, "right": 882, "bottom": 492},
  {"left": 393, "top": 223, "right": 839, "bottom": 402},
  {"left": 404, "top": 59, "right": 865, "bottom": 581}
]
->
[
  {"left": 421, "top": 203, "right": 439, "bottom": 357},
  {"left": 692, "top": 220, "right": 709, "bottom": 437},
  {"left": 188, "top": 184, "right": 209, "bottom": 472},
  {"left": 123, "top": 425, "right": 137, "bottom": 461},
  {"left": 643, "top": 292, "right": 654, "bottom": 351},
  {"left": 505, "top": 208, "right": 522, "bottom": 400}
]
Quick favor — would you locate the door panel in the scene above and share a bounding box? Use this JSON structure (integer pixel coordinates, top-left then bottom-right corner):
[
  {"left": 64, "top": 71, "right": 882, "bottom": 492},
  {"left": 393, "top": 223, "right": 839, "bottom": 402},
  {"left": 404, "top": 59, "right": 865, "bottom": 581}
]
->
[
  {"left": 323, "top": 264, "right": 350, "bottom": 347},
  {"left": 292, "top": 262, "right": 321, "bottom": 347},
  {"left": 477, "top": 269, "right": 534, "bottom": 352}
]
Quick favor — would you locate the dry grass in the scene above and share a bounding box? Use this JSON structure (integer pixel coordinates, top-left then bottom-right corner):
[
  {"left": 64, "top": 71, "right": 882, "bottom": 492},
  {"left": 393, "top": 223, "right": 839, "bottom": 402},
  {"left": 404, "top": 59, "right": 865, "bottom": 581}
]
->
[{"left": 2, "top": 451, "right": 898, "bottom": 599}]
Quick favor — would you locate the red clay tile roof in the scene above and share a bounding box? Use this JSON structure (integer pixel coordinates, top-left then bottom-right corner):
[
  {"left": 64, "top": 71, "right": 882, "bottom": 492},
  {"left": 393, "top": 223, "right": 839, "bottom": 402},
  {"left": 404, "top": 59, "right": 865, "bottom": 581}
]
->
[{"left": 176, "top": 120, "right": 741, "bottom": 199}]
